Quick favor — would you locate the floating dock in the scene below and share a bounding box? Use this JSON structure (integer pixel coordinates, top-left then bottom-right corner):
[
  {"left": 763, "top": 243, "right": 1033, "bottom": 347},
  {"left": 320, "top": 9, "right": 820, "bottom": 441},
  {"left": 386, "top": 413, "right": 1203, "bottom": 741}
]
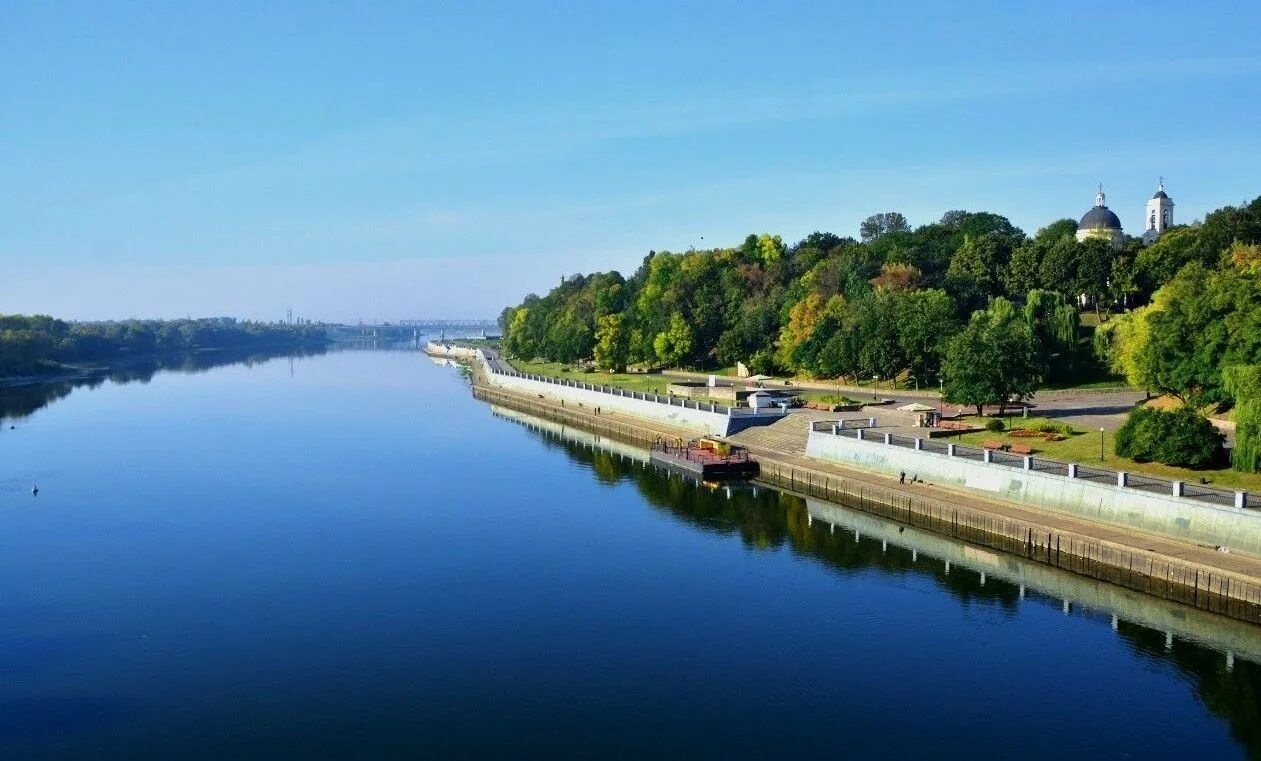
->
[{"left": 649, "top": 438, "right": 759, "bottom": 480}]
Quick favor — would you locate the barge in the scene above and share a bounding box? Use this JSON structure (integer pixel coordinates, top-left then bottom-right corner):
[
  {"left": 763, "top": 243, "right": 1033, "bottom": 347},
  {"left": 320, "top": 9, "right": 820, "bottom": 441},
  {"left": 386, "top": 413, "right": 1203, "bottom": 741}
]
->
[{"left": 649, "top": 437, "right": 759, "bottom": 481}]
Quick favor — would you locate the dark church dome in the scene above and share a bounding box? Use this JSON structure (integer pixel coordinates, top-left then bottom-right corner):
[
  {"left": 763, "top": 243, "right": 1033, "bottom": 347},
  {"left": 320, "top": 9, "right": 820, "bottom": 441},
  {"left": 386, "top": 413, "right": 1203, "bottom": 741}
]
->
[{"left": 1078, "top": 205, "right": 1122, "bottom": 231}]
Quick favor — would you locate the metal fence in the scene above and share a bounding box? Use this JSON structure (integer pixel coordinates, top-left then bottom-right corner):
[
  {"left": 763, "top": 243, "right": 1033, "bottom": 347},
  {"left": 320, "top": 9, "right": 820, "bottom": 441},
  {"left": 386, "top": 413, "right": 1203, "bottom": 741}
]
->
[{"left": 810, "top": 420, "right": 1249, "bottom": 510}]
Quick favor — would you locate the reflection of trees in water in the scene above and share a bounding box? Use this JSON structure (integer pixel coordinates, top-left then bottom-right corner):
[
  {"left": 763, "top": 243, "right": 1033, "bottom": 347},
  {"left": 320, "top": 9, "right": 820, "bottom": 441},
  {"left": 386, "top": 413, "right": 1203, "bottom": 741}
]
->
[
  {"left": 528, "top": 425, "right": 1261, "bottom": 758},
  {"left": 1116, "top": 622, "right": 1261, "bottom": 759},
  {"left": 0, "top": 345, "right": 328, "bottom": 422}
]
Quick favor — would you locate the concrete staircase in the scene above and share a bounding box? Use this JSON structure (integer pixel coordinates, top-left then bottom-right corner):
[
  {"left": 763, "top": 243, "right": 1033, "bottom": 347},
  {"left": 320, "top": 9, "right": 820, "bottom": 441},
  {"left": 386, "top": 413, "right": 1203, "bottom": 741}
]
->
[{"left": 729, "top": 411, "right": 836, "bottom": 456}]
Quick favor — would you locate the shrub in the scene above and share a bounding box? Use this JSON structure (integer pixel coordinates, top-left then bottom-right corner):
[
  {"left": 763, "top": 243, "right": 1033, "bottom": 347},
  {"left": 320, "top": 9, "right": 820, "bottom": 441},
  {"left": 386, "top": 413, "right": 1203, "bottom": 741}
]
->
[
  {"left": 985, "top": 418, "right": 1006, "bottom": 432},
  {"left": 1115, "top": 406, "right": 1226, "bottom": 468}
]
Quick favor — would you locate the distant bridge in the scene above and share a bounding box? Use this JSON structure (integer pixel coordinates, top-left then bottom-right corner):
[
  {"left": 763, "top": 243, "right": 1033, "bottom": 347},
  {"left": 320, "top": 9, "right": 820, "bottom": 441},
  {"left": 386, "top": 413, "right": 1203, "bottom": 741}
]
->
[
  {"left": 340, "top": 318, "right": 498, "bottom": 329},
  {"left": 330, "top": 319, "right": 501, "bottom": 341}
]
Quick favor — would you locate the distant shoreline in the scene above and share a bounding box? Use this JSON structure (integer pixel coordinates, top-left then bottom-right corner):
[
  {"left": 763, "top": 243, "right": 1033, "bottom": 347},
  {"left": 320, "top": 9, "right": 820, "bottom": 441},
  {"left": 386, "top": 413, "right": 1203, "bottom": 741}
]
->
[{"left": 0, "top": 341, "right": 329, "bottom": 390}]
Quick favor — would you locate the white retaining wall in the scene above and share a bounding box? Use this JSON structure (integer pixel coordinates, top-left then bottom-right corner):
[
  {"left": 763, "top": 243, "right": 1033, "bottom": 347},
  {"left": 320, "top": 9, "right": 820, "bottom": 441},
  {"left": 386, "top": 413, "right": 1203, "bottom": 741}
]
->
[
  {"left": 805, "top": 428, "right": 1261, "bottom": 556},
  {"left": 475, "top": 351, "right": 782, "bottom": 436},
  {"left": 426, "top": 341, "right": 480, "bottom": 360}
]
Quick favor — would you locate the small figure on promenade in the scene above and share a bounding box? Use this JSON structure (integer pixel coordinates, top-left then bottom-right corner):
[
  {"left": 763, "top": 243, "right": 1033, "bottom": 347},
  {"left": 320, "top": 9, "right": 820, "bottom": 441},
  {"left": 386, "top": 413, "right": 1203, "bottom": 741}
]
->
[{"left": 899, "top": 471, "right": 906, "bottom": 484}]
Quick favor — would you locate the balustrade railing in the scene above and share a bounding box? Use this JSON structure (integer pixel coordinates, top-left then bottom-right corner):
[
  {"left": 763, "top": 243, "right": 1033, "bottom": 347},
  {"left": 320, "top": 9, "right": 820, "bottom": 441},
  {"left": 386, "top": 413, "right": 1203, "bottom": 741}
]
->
[{"left": 808, "top": 419, "right": 1248, "bottom": 510}]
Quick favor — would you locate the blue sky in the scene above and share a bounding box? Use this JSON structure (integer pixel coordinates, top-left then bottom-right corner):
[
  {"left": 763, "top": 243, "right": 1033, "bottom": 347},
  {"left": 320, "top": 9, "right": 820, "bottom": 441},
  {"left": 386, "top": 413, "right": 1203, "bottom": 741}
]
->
[{"left": 4, "top": 1, "right": 1261, "bottom": 321}]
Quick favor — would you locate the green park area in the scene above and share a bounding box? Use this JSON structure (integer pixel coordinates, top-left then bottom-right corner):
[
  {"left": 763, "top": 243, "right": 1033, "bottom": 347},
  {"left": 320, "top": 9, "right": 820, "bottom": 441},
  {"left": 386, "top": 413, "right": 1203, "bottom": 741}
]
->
[{"left": 954, "top": 416, "right": 1261, "bottom": 492}]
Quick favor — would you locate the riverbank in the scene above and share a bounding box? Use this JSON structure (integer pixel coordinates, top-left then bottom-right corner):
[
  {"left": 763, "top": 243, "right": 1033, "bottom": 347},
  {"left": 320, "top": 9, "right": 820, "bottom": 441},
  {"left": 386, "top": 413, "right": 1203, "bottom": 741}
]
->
[
  {"left": 466, "top": 356, "right": 1261, "bottom": 624},
  {"left": 0, "top": 341, "right": 330, "bottom": 390}
]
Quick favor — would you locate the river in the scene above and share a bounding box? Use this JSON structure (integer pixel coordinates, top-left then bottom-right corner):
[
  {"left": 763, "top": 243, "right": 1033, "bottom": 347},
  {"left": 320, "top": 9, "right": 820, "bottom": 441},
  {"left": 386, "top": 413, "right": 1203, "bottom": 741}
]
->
[{"left": 1, "top": 347, "right": 1258, "bottom": 759}]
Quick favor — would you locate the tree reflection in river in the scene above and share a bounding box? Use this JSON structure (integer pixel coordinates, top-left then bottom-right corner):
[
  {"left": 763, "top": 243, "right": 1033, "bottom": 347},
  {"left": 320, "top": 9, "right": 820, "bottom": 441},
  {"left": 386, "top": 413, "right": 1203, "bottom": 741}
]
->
[{"left": 0, "top": 345, "right": 330, "bottom": 422}]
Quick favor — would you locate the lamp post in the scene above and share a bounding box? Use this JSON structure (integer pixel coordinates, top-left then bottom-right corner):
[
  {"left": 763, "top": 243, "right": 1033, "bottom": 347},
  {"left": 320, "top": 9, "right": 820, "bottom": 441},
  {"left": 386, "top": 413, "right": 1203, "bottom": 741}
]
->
[
  {"left": 1099, "top": 427, "right": 1106, "bottom": 461},
  {"left": 872, "top": 375, "right": 879, "bottom": 401}
]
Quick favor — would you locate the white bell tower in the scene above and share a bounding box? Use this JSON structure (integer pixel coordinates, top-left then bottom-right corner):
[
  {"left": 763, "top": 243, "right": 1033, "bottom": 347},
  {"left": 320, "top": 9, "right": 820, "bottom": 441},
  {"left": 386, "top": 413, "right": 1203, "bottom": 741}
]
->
[{"left": 1142, "top": 178, "right": 1174, "bottom": 244}]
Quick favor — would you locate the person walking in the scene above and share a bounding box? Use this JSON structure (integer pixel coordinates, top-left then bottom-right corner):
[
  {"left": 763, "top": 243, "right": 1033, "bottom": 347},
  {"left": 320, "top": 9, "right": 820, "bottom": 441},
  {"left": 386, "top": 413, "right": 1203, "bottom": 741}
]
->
[{"left": 899, "top": 471, "right": 906, "bottom": 485}]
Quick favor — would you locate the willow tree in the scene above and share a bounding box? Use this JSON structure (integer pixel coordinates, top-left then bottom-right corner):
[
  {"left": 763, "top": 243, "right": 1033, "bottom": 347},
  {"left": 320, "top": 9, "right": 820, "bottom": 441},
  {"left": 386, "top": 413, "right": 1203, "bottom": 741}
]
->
[{"left": 1225, "top": 365, "right": 1261, "bottom": 472}]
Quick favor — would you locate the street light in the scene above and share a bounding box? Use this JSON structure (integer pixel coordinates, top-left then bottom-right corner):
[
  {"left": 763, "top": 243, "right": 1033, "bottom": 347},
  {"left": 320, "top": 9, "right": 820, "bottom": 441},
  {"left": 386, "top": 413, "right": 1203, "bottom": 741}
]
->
[{"left": 1099, "top": 427, "right": 1106, "bottom": 461}]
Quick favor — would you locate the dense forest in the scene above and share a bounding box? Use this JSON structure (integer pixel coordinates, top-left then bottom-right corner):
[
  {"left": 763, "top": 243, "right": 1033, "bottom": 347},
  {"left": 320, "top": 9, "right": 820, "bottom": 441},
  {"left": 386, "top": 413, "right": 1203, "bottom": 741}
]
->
[
  {"left": 500, "top": 198, "right": 1261, "bottom": 471},
  {"left": 0, "top": 316, "right": 328, "bottom": 377}
]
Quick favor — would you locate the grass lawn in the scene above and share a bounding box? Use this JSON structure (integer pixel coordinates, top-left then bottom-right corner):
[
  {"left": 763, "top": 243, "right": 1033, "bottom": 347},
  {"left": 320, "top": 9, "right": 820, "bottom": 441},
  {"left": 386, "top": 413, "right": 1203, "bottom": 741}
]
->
[
  {"left": 795, "top": 390, "right": 862, "bottom": 405},
  {"left": 955, "top": 416, "right": 1261, "bottom": 492}
]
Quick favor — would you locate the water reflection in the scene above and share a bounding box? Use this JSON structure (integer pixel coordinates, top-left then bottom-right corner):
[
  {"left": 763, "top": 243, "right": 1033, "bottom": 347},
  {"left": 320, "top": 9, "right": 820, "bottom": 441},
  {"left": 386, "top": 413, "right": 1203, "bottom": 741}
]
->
[
  {"left": 494, "top": 403, "right": 1261, "bottom": 757},
  {"left": 0, "top": 345, "right": 330, "bottom": 422}
]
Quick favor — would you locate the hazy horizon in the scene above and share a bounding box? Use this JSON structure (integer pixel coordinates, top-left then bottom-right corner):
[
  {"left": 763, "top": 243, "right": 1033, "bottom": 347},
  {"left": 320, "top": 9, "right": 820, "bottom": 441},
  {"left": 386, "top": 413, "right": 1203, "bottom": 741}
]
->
[{"left": 5, "top": 3, "right": 1261, "bottom": 321}]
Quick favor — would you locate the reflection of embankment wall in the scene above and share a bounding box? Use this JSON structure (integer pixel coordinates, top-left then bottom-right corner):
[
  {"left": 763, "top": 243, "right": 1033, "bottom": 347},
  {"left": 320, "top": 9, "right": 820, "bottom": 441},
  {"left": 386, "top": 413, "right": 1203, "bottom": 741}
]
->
[
  {"left": 489, "top": 405, "right": 650, "bottom": 463},
  {"left": 805, "top": 429, "right": 1261, "bottom": 556},
  {"left": 806, "top": 498, "right": 1261, "bottom": 664}
]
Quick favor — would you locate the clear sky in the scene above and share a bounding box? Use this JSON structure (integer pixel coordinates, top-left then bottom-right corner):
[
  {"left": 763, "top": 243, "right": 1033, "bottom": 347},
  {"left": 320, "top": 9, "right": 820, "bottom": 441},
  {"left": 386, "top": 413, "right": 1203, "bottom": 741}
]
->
[{"left": 4, "top": 2, "right": 1261, "bottom": 322}]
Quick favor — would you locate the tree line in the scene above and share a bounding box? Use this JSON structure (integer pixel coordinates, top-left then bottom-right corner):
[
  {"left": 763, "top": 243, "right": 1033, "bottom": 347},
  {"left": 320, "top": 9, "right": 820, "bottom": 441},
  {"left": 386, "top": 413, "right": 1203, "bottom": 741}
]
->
[
  {"left": 0, "top": 316, "right": 328, "bottom": 376},
  {"left": 500, "top": 197, "right": 1261, "bottom": 472}
]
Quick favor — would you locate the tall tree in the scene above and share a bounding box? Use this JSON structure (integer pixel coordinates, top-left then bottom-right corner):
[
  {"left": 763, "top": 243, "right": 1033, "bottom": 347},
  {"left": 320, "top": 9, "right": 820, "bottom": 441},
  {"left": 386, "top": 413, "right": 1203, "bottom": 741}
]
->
[
  {"left": 942, "top": 298, "right": 1042, "bottom": 415},
  {"left": 859, "top": 212, "right": 910, "bottom": 242},
  {"left": 593, "top": 314, "right": 629, "bottom": 372},
  {"left": 653, "top": 312, "right": 694, "bottom": 368}
]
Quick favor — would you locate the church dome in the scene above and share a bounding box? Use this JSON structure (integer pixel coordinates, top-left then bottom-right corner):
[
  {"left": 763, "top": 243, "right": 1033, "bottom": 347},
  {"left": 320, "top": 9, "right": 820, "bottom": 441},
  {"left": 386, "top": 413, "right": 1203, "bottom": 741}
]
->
[
  {"left": 1079, "top": 187, "right": 1122, "bottom": 231},
  {"left": 1079, "top": 205, "right": 1122, "bottom": 231},
  {"left": 1152, "top": 190, "right": 1169, "bottom": 200}
]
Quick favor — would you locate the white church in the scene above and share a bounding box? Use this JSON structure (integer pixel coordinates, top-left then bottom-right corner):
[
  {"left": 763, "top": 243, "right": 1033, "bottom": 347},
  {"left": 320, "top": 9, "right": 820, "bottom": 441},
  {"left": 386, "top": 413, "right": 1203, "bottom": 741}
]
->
[{"left": 1075, "top": 180, "right": 1174, "bottom": 247}]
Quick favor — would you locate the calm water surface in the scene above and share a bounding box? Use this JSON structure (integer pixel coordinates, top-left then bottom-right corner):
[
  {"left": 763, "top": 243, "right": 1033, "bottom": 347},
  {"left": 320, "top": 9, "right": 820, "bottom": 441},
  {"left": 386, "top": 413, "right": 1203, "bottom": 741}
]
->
[{"left": 1, "top": 348, "right": 1258, "bottom": 759}]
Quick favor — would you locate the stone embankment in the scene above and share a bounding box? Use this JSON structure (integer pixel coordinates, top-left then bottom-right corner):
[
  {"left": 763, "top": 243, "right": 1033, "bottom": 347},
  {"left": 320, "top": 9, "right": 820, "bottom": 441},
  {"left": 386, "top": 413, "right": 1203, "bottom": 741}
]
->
[
  {"left": 804, "top": 421, "right": 1259, "bottom": 554},
  {"left": 424, "top": 341, "right": 480, "bottom": 361},
  {"left": 472, "top": 349, "right": 785, "bottom": 436},
  {"left": 464, "top": 351, "right": 1261, "bottom": 624}
]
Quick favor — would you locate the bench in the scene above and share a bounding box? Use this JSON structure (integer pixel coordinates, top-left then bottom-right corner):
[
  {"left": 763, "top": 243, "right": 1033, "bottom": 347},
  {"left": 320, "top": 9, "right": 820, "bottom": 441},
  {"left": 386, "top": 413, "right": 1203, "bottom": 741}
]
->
[{"left": 1009, "top": 444, "right": 1034, "bottom": 455}]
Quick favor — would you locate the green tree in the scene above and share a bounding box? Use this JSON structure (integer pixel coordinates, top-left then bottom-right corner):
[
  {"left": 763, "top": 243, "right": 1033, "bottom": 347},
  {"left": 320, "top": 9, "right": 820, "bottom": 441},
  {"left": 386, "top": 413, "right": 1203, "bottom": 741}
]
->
[
  {"left": 653, "top": 312, "right": 694, "bottom": 368},
  {"left": 1024, "top": 290, "right": 1079, "bottom": 383},
  {"left": 1224, "top": 365, "right": 1261, "bottom": 472},
  {"left": 859, "top": 211, "right": 910, "bottom": 241},
  {"left": 1003, "top": 242, "right": 1040, "bottom": 299},
  {"left": 756, "top": 234, "right": 784, "bottom": 265},
  {"left": 593, "top": 314, "right": 629, "bottom": 372},
  {"left": 942, "top": 298, "right": 1041, "bottom": 415},
  {"left": 1114, "top": 406, "right": 1225, "bottom": 468},
  {"left": 894, "top": 288, "right": 956, "bottom": 385}
]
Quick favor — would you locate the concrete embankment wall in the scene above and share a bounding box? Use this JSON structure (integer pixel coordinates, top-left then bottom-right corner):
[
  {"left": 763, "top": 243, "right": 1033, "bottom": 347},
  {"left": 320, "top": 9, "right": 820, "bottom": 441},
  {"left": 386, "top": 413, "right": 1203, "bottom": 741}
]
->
[
  {"left": 474, "top": 352, "right": 782, "bottom": 437},
  {"left": 425, "top": 342, "right": 480, "bottom": 361},
  {"left": 805, "top": 428, "right": 1261, "bottom": 556}
]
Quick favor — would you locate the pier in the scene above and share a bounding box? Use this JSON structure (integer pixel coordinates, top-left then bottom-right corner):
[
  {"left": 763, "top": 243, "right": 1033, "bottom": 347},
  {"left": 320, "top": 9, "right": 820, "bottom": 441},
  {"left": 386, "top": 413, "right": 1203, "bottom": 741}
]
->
[{"left": 648, "top": 438, "right": 759, "bottom": 480}]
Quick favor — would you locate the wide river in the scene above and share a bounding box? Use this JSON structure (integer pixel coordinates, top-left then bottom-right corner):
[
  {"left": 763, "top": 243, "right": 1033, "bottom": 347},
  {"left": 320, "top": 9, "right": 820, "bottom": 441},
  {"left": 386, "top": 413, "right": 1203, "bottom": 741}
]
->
[{"left": 1, "top": 347, "right": 1258, "bottom": 759}]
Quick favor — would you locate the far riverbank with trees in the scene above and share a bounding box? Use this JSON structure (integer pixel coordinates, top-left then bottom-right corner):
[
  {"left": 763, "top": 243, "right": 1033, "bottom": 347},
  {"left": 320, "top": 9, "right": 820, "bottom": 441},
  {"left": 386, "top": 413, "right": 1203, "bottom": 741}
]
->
[{"left": 0, "top": 316, "right": 329, "bottom": 384}]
